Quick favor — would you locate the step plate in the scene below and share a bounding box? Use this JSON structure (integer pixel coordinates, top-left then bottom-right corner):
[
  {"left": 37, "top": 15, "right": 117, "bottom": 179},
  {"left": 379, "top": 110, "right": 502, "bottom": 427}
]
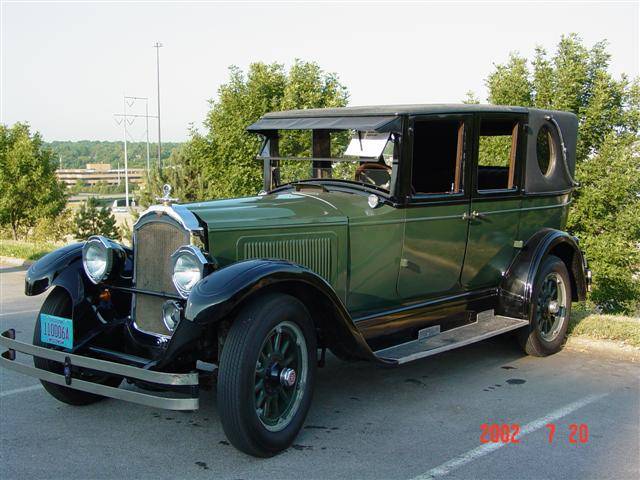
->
[{"left": 375, "top": 312, "right": 529, "bottom": 364}]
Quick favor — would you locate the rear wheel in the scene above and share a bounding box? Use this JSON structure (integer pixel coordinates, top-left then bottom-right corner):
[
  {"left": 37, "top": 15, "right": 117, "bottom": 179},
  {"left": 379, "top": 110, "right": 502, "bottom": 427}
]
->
[
  {"left": 33, "top": 288, "right": 121, "bottom": 406},
  {"left": 518, "top": 255, "right": 572, "bottom": 357},
  {"left": 217, "top": 293, "right": 316, "bottom": 457}
]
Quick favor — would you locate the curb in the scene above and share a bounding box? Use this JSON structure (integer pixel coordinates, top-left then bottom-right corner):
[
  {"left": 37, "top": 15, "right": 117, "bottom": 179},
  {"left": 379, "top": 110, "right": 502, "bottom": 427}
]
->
[
  {"left": 0, "top": 256, "right": 33, "bottom": 268},
  {"left": 566, "top": 336, "right": 640, "bottom": 362}
]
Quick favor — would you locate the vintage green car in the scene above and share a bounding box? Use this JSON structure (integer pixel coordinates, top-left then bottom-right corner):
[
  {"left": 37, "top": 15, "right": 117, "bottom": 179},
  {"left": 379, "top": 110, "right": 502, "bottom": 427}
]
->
[{"left": 1, "top": 104, "right": 590, "bottom": 457}]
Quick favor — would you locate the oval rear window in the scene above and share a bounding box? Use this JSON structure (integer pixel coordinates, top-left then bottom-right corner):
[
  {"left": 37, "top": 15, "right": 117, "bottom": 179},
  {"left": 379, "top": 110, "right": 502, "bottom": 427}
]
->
[{"left": 536, "top": 126, "right": 555, "bottom": 176}]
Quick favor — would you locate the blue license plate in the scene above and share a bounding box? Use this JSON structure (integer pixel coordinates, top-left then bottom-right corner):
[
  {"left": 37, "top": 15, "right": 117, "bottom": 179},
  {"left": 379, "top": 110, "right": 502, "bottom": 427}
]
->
[{"left": 40, "top": 313, "right": 73, "bottom": 350}]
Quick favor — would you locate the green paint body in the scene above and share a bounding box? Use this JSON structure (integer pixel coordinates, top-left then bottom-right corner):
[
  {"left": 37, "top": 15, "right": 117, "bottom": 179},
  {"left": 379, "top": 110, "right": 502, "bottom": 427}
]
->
[{"left": 185, "top": 190, "right": 570, "bottom": 317}]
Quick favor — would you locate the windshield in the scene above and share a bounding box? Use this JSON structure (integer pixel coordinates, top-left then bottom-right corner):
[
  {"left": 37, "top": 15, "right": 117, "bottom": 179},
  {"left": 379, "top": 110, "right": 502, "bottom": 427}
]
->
[{"left": 258, "top": 129, "right": 398, "bottom": 193}]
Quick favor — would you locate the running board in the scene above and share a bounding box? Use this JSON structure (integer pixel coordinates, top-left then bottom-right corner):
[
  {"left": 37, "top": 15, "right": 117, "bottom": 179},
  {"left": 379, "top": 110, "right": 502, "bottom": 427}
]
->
[{"left": 374, "top": 310, "right": 528, "bottom": 364}]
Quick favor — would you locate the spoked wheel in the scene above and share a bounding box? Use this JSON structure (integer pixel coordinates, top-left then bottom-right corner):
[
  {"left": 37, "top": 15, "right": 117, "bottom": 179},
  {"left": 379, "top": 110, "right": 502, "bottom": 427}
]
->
[
  {"left": 536, "top": 272, "right": 568, "bottom": 342},
  {"left": 33, "top": 287, "right": 122, "bottom": 406},
  {"left": 254, "top": 321, "right": 308, "bottom": 432},
  {"left": 518, "top": 255, "right": 572, "bottom": 356},
  {"left": 218, "top": 293, "right": 316, "bottom": 457}
]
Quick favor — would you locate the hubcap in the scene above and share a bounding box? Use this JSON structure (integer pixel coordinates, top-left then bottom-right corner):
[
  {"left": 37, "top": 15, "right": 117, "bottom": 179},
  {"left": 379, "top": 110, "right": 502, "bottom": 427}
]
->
[
  {"left": 536, "top": 272, "right": 568, "bottom": 342},
  {"left": 280, "top": 368, "right": 297, "bottom": 387},
  {"left": 254, "top": 321, "right": 308, "bottom": 432}
]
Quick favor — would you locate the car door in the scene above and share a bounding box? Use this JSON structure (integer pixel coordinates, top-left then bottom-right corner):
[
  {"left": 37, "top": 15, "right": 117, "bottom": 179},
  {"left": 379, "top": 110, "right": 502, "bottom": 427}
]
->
[
  {"left": 461, "top": 113, "right": 526, "bottom": 289},
  {"left": 396, "top": 115, "right": 472, "bottom": 301}
]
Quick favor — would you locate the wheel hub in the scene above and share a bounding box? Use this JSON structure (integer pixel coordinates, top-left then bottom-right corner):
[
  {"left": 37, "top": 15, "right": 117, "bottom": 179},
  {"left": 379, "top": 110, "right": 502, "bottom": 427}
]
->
[
  {"left": 279, "top": 367, "right": 297, "bottom": 387},
  {"left": 547, "top": 300, "right": 560, "bottom": 315}
]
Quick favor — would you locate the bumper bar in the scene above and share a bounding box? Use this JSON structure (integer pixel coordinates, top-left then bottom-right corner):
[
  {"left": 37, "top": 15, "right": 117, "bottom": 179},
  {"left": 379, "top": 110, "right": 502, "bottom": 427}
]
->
[{"left": 1, "top": 329, "right": 199, "bottom": 410}]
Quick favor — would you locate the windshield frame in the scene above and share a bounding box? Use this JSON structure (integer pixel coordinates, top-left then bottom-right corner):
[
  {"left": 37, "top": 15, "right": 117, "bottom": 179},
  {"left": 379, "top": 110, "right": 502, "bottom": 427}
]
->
[{"left": 256, "top": 128, "right": 402, "bottom": 198}]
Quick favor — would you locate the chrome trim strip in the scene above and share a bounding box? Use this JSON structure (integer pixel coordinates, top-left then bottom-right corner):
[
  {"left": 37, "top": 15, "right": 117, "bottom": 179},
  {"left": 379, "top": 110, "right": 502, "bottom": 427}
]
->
[
  {"left": 0, "top": 334, "right": 198, "bottom": 386},
  {"left": 0, "top": 357, "right": 198, "bottom": 410}
]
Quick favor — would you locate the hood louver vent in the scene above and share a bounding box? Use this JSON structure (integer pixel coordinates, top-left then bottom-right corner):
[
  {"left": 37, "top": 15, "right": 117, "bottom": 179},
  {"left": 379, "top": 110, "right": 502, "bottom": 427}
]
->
[{"left": 239, "top": 233, "right": 336, "bottom": 282}]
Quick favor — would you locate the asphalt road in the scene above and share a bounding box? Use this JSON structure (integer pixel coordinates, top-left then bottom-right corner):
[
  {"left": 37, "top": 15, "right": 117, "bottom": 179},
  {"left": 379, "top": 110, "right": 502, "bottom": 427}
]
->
[{"left": 1, "top": 265, "right": 639, "bottom": 480}]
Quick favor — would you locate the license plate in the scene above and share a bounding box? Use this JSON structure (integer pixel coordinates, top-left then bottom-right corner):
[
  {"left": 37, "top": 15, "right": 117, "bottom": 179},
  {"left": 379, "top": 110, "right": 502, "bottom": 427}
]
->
[{"left": 40, "top": 313, "right": 73, "bottom": 350}]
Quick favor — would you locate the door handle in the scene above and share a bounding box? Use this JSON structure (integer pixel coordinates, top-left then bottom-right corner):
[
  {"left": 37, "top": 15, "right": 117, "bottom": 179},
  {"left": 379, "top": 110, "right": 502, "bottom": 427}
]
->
[{"left": 462, "top": 210, "right": 486, "bottom": 221}]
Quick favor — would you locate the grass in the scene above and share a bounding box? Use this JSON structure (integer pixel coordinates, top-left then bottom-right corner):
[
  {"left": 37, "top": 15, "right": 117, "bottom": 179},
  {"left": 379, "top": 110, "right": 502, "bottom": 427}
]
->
[
  {"left": 0, "top": 239, "right": 58, "bottom": 261},
  {"left": 569, "top": 305, "right": 640, "bottom": 348}
]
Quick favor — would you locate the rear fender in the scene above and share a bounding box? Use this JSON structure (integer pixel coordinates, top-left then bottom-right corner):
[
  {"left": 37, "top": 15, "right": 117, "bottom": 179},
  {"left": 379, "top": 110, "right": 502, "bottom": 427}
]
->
[
  {"left": 185, "top": 259, "right": 386, "bottom": 363},
  {"left": 499, "top": 228, "right": 588, "bottom": 319}
]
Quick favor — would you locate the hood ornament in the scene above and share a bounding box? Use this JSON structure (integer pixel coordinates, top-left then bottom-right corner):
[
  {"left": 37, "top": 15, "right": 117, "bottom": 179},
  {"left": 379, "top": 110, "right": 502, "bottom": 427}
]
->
[{"left": 156, "top": 183, "right": 178, "bottom": 206}]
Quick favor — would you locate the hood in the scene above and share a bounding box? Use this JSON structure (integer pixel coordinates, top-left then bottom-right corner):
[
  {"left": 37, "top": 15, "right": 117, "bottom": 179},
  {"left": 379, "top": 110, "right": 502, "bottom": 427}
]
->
[{"left": 184, "top": 191, "right": 351, "bottom": 231}]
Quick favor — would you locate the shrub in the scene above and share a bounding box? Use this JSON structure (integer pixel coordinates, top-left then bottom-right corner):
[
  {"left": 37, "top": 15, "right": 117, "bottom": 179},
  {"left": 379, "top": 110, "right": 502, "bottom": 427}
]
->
[{"left": 72, "top": 197, "right": 120, "bottom": 241}]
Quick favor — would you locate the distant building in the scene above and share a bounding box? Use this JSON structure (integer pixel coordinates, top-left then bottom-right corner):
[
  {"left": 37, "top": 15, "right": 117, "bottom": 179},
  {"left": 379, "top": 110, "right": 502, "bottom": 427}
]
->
[{"left": 56, "top": 163, "right": 145, "bottom": 187}]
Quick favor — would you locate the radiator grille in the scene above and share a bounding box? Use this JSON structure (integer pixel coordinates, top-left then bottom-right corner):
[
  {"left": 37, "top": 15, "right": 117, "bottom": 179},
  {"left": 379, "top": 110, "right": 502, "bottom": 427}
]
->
[
  {"left": 241, "top": 235, "right": 334, "bottom": 282},
  {"left": 133, "top": 220, "right": 189, "bottom": 336}
]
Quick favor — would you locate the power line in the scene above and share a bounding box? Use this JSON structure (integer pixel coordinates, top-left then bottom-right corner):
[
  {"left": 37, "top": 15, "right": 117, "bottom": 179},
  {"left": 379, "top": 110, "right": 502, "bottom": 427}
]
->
[{"left": 114, "top": 96, "right": 158, "bottom": 207}]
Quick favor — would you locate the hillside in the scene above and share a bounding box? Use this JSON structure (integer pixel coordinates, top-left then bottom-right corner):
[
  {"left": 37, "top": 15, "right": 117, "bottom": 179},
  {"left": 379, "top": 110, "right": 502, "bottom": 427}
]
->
[{"left": 47, "top": 140, "right": 182, "bottom": 169}]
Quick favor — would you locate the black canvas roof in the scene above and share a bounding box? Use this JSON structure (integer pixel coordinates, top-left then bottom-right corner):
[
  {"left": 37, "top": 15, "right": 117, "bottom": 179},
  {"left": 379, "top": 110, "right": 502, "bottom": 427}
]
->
[
  {"left": 246, "top": 104, "right": 530, "bottom": 133},
  {"left": 259, "top": 103, "right": 529, "bottom": 118}
]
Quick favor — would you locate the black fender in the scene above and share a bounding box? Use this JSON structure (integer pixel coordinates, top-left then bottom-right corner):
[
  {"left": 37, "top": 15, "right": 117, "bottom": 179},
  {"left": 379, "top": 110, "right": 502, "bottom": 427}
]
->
[
  {"left": 184, "top": 259, "right": 387, "bottom": 364},
  {"left": 25, "top": 242, "right": 134, "bottom": 303},
  {"left": 499, "top": 228, "right": 589, "bottom": 319},
  {"left": 25, "top": 243, "right": 86, "bottom": 300}
]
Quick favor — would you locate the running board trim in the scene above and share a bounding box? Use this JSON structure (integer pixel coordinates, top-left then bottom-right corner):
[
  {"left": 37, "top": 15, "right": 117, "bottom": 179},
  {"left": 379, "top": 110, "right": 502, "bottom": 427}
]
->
[{"left": 374, "top": 311, "right": 528, "bottom": 364}]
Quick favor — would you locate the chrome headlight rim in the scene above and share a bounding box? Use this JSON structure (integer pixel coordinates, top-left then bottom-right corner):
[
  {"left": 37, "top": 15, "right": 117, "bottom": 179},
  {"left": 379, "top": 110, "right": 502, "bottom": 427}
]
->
[
  {"left": 170, "top": 245, "right": 212, "bottom": 298},
  {"left": 82, "top": 235, "right": 124, "bottom": 285}
]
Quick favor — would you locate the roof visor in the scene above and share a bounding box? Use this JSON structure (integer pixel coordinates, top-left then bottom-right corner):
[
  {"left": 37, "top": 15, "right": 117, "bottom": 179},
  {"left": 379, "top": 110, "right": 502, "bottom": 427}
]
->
[{"left": 247, "top": 115, "right": 402, "bottom": 133}]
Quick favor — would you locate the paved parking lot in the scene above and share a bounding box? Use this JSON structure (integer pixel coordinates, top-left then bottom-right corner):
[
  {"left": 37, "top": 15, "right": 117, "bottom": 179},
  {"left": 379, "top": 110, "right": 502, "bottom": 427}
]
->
[{"left": 1, "top": 265, "right": 639, "bottom": 480}]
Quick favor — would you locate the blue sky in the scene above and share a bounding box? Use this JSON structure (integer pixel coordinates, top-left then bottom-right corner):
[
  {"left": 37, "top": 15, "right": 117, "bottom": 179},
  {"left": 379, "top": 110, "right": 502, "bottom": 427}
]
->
[{"left": 1, "top": 1, "right": 638, "bottom": 141}]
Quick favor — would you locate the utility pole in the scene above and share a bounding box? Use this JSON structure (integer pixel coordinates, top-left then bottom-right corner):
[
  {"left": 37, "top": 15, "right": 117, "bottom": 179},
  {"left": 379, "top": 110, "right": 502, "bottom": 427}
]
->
[
  {"left": 145, "top": 101, "right": 151, "bottom": 173},
  {"left": 122, "top": 95, "right": 130, "bottom": 208},
  {"left": 115, "top": 96, "right": 156, "bottom": 202},
  {"left": 153, "top": 41, "right": 163, "bottom": 170}
]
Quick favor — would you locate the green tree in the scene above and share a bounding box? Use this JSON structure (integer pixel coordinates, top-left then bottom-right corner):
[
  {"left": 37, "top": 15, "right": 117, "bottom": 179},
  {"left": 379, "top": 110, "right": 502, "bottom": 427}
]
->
[
  {"left": 0, "top": 123, "right": 66, "bottom": 239},
  {"left": 72, "top": 197, "right": 120, "bottom": 241},
  {"left": 143, "top": 60, "right": 349, "bottom": 204},
  {"left": 568, "top": 135, "right": 640, "bottom": 312},
  {"left": 469, "top": 34, "right": 640, "bottom": 313}
]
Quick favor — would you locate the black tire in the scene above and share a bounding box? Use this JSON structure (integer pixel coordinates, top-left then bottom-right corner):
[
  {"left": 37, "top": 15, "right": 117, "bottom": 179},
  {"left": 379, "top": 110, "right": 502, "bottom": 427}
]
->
[
  {"left": 217, "top": 293, "right": 317, "bottom": 457},
  {"left": 518, "top": 255, "right": 572, "bottom": 357},
  {"left": 33, "top": 288, "right": 121, "bottom": 406}
]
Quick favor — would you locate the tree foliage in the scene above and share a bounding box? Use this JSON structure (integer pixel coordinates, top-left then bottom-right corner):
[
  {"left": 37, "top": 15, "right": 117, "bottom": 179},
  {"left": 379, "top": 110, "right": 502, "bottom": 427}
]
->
[
  {"left": 0, "top": 123, "right": 66, "bottom": 239},
  {"left": 141, "top": 60, "right": 349, "bottom": 205},
  {"left": 47, "top": 140, "right": 181, "bottom": 169},
  {"left": 473, "top": 34, "right": 640, "bottom": 313},
  {"left": 72, "top": 197, "right": 120, "bottom": 241}
]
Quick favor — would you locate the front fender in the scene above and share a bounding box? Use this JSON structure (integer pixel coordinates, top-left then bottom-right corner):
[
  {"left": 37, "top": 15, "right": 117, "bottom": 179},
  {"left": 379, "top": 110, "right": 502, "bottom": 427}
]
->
[
  {"left": 184, "top": 259, "right": 384, "bottom": 363},
  {"left": 25, "top": 243, "right": 85, "bottom": 298},
  {"left": 499, "top": 228, "right": 589, "bottom": 319}
]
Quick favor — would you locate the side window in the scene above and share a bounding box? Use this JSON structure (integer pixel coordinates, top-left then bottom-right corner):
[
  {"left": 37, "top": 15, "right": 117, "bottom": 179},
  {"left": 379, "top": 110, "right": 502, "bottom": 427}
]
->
[
  {"left": 477, "top": 118, "right": 520, "bottom": 191},
  {"left": 411, "top": 120, "right": 464, "bottom": 195}
]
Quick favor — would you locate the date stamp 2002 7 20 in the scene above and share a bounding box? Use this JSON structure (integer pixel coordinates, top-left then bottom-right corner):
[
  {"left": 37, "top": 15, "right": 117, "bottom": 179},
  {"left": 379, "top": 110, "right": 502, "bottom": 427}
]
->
[{"left": 480, "top": 423, "right": 590, "bottom": 444}]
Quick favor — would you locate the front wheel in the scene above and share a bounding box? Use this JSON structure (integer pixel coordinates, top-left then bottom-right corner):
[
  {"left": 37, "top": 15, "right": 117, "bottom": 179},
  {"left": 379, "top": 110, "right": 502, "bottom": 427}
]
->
[
  {"left": 518, "top": 255, "right": 572, "bottom": 357},
  {"left": 217, "top": 293, "right": 317, "bottom": 457},
  {"left": 33, "top": 287, "right": 122, "bottom": 406}
]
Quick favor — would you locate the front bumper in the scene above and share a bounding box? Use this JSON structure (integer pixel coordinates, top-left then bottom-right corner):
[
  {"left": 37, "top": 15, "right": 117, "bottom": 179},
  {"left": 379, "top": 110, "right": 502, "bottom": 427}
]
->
[{"left": 1, "top": 329, "right": 199, "bottom": 410}]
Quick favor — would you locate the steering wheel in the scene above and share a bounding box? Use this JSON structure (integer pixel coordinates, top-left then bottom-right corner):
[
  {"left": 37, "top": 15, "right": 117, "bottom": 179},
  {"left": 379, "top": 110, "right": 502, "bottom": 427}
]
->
[{"left": 355, "top": 162, "right": 392, "bottom": 186}]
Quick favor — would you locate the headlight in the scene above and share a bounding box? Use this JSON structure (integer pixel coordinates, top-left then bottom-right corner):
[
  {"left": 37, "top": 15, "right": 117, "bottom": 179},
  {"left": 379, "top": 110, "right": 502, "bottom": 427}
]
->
[
  {"left": 170, "top": 245, "right": 212, "bottom": 298},
  {"left": 82, "top": 236, "right": 125, "bottom": 284}
]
